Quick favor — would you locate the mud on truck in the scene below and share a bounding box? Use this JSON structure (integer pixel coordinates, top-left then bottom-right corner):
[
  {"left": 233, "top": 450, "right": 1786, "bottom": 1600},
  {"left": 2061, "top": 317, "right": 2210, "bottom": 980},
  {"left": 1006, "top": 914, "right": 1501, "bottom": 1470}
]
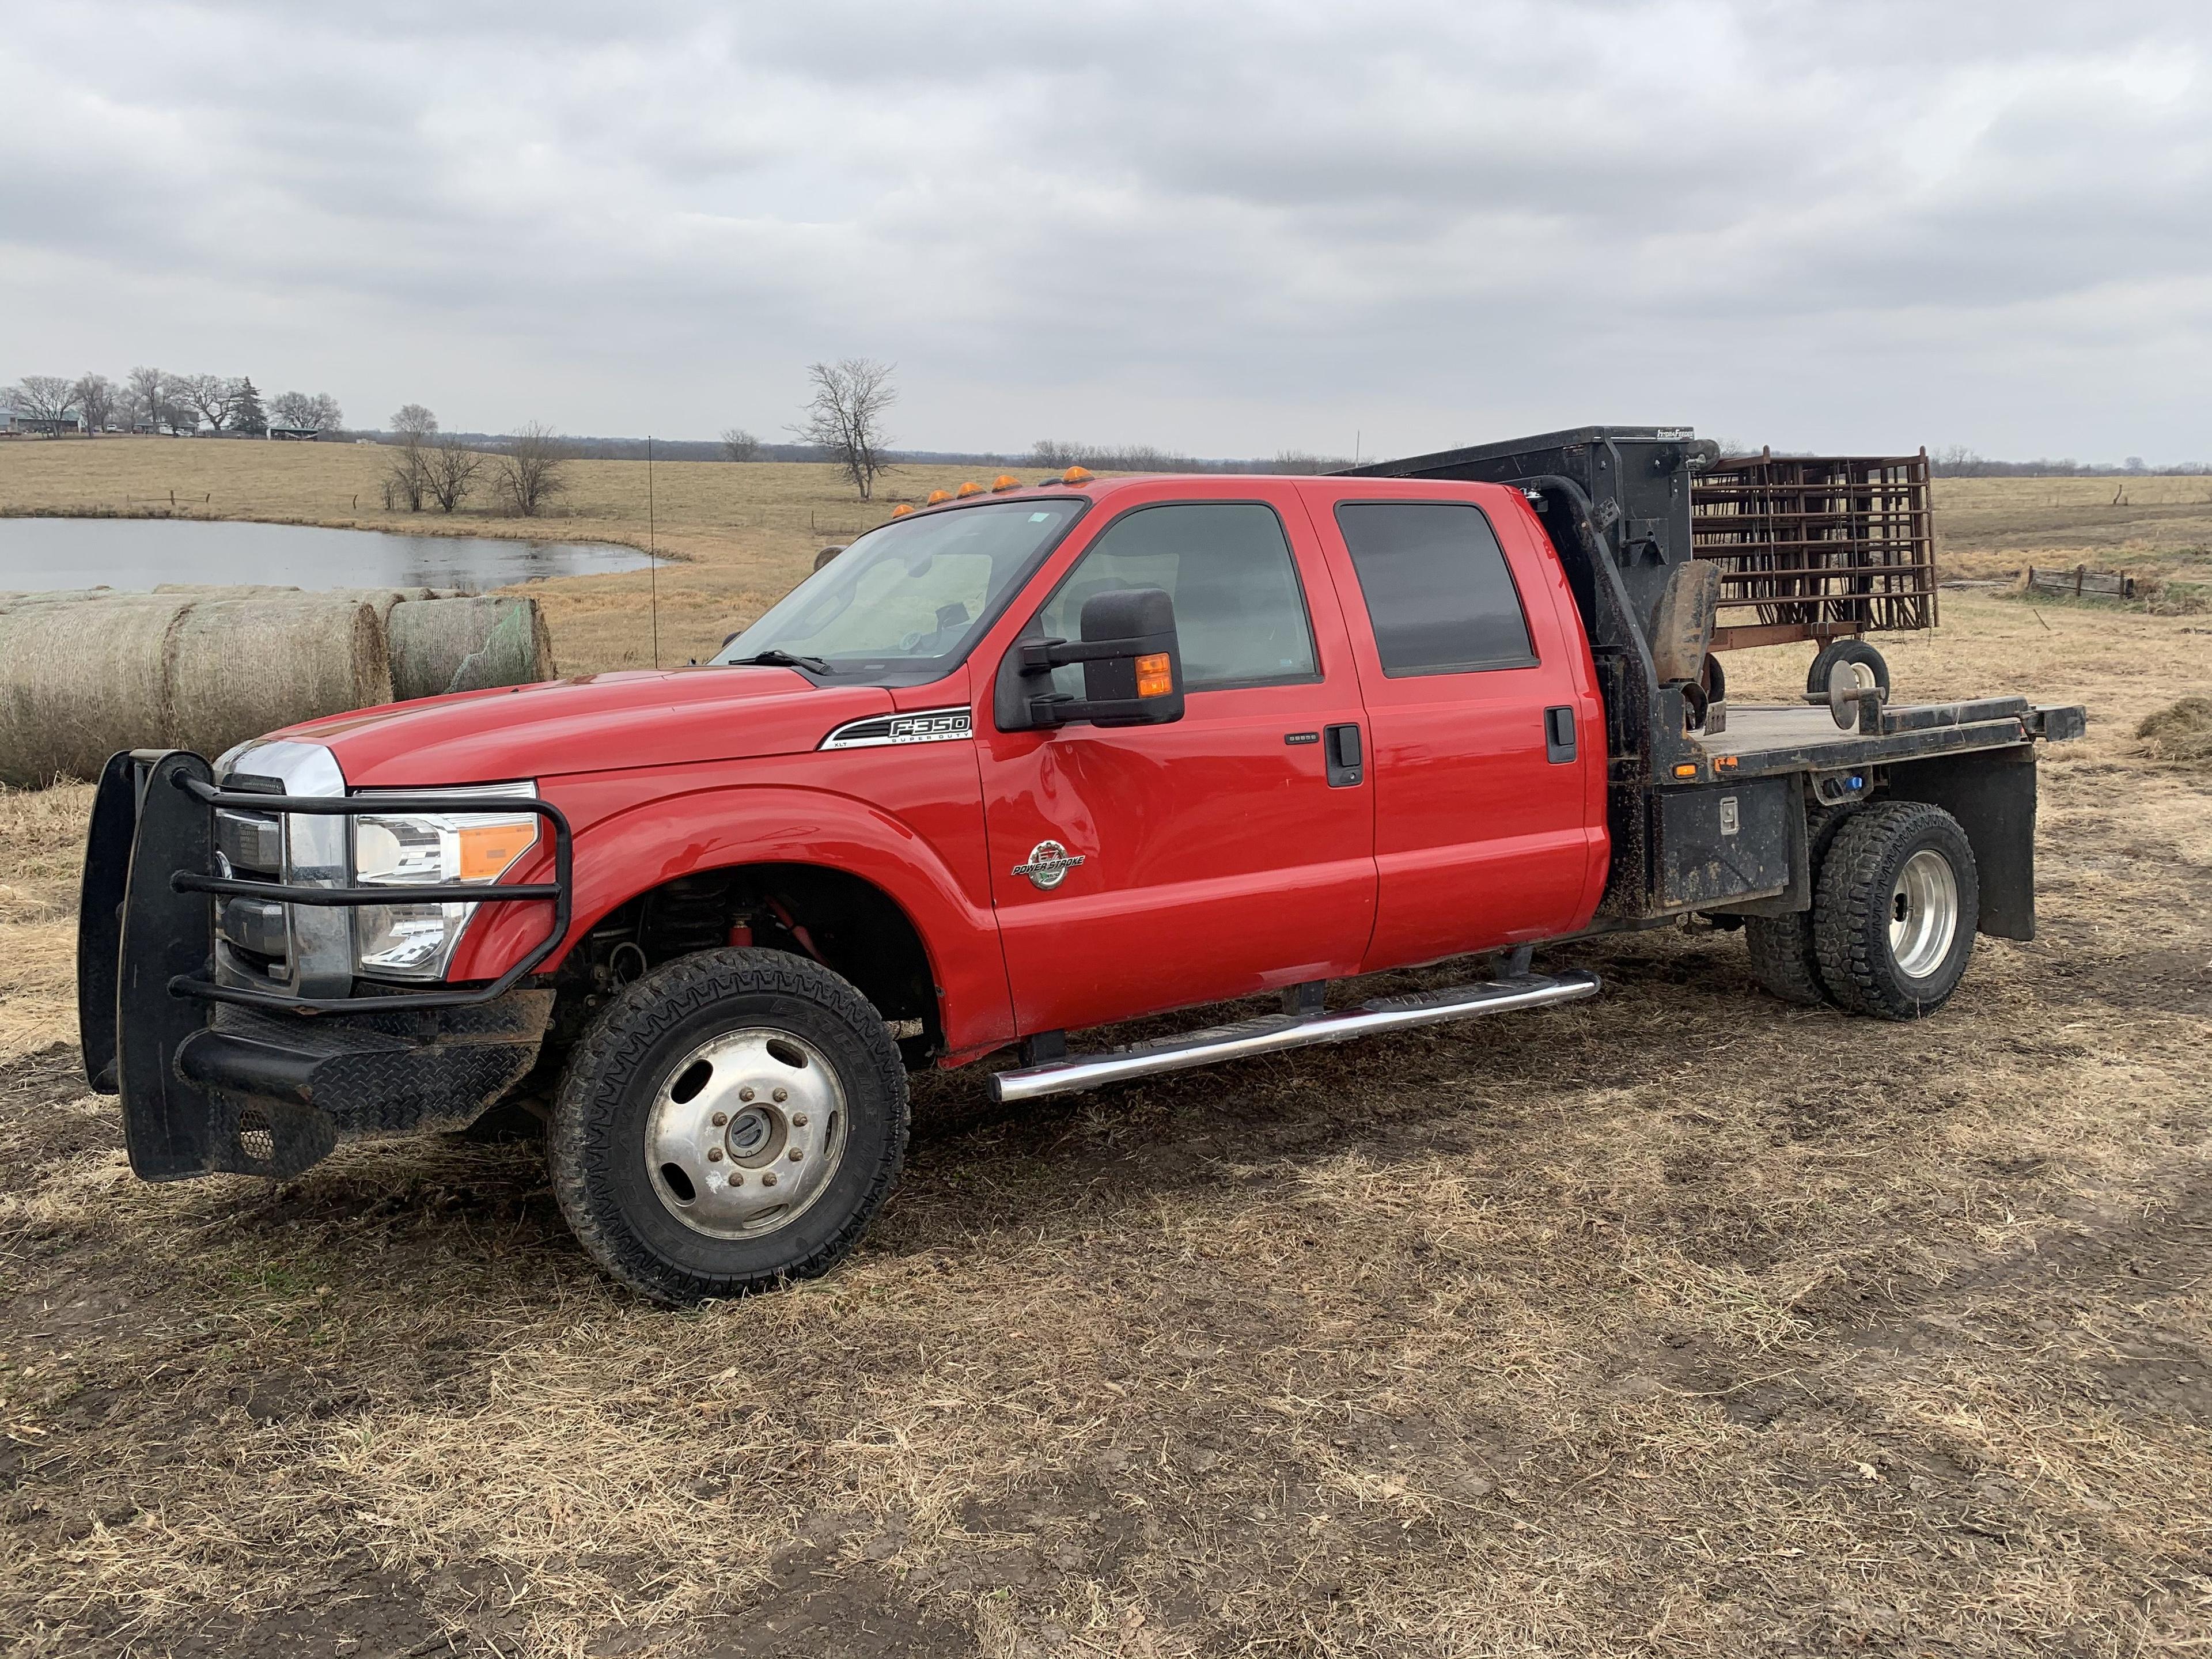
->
[{"left": 79, "top": 428, "right": 2085, "bottom": 1304}]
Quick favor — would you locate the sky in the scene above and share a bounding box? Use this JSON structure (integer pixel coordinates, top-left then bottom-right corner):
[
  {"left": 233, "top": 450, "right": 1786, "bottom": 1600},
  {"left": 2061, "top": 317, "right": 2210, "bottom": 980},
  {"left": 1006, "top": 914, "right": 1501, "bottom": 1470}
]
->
[{"left": 3, "top": 0, "right": 2208, "bottom": 464}]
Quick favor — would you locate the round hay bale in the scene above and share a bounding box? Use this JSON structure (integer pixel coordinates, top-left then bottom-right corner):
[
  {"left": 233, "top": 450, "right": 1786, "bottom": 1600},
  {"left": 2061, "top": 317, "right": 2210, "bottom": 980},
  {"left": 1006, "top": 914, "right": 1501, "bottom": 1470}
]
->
[
  {"left": 387, "top": 595, "right": 555, "bottom": 700},
  {"left": 0, "top": 591, "right": 391, "bottom": 787}
]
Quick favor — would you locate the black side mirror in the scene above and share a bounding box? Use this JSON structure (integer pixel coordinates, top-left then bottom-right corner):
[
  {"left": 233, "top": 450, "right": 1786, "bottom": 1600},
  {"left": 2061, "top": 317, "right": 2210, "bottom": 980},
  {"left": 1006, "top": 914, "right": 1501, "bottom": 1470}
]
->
[{"left": 1013, "top": 586, "right": 1185, "bottom": 729}]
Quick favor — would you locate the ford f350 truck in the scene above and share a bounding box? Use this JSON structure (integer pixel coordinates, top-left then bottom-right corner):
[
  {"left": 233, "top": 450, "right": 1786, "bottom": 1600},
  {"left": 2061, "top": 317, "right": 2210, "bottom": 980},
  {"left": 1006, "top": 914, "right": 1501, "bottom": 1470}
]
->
[{"left": 79, "top": 429, "right": 2085, "bottom": 1304}]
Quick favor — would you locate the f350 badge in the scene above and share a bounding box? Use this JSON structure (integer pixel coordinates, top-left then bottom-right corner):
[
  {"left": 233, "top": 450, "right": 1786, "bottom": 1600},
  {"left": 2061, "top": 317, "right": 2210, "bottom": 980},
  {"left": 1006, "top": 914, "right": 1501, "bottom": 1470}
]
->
[{"left": 1013, "top": 840, "right": 1085, "bottom": 892}]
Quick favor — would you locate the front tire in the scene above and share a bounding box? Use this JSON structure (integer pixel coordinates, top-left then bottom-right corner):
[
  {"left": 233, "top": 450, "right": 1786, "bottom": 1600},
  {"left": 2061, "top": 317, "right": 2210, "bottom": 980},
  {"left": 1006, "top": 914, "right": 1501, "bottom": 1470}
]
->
[
  {"left": 1812, "top": 802, "right": 1979, "bottom": 1019},
  {"left": 551, "top": 948, "right": 908, "bottom": 1305}
]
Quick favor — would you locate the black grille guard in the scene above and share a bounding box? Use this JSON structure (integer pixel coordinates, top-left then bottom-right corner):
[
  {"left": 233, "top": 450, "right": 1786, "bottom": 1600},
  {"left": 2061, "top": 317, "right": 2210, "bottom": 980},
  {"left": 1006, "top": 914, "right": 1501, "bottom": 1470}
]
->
[{"left": 168, "top": 770, "right": 575, "bottom": 1017}]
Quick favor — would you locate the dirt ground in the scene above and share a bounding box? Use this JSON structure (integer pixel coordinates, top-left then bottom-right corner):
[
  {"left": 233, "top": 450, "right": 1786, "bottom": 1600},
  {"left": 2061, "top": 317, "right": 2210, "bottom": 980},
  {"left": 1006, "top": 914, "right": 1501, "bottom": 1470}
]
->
[{"left": 2, "top": 585, "right": 2209, "bottom": 1657}]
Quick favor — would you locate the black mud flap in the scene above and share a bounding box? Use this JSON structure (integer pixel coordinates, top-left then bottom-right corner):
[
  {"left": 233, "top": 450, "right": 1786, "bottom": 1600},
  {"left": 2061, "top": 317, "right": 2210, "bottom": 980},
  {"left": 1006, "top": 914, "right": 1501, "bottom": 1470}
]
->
[
  {"left": 77, "top": 751, "right": 145, "bottom": 1094},
  {"left": 112, "top": 752, "right": 339, "bottom": 1181}
]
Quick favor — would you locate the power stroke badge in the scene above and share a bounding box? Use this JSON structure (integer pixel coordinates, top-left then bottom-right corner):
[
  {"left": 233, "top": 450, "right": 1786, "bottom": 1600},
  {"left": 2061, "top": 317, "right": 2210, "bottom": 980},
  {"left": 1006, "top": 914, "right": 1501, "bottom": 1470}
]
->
[{"left": 1012, "top": 840, "right": 1085, "bottom": 891}]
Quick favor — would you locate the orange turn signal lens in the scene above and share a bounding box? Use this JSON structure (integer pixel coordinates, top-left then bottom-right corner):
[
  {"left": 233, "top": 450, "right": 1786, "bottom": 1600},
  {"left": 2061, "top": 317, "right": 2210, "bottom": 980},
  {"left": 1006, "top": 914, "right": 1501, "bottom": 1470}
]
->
[
  {"left": 991, "top": 474, "right": 1020, "bottom": 492},
  {"left": 1672, "top": 762, "right": 1700, "bottom": 779},
  {"left": 925, "top": 488, "right": 953, "bottom": 505},
  {"left": 890, "top": 503, "right": 915, "bottom": 517},
  {"left": 1061, "top": 465, "right": 1094, "bottom": 485},
  {"left": 457, "top": 819, "right": 538, "bottom": 882},
  {"left": 1135, "top": 652, "right": 1173, "bottom": 698},
  {"left": 955, "top": 480, "right": 984, "bottom": 498}
]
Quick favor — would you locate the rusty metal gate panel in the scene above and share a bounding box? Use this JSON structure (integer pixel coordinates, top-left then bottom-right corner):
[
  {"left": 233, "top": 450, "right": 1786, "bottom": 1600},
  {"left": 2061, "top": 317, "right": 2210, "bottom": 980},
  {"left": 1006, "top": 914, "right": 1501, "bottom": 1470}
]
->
[{"left": 1693, "top": 449, "right": 1937, "bottom": 651}]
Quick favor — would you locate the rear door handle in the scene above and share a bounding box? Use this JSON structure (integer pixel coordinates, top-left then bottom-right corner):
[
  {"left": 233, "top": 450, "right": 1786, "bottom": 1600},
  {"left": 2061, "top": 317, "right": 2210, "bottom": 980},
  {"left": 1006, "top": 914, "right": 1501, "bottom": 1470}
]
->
[
  {"left": 1544, "top": 705, "right": 1577, "bottom": 763},
  {"left": 1325, "top": 723, "right": 1363, "bottom": 787}
]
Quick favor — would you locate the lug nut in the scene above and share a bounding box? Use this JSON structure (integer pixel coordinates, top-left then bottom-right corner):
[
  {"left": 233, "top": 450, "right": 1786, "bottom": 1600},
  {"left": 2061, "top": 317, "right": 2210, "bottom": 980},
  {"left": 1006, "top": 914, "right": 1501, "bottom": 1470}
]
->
[
  {"left": 762, "top": 1171, "right": 778, "bottom": 1187},
  {"left": 739, "top": 1087, "right": 755, "bottom": 1102},
  {"left": 791, "top": 1112, "right": 808, "bottom": 1128},
  {"left": 772, "top": 1088, "right": 788, "bottom": 1103},
  {"left": 707, "top": 1147, "right": 724, "bottom": 1162},
  {"left": 728, "top": 1171, "right": 743, "bottom": 1185},
  {"left": 787, "top": 1147, "right": 803, "bottom": 1162},
  {"left": 711, "top": 1111, "right": 728, "bottom": 1127}
]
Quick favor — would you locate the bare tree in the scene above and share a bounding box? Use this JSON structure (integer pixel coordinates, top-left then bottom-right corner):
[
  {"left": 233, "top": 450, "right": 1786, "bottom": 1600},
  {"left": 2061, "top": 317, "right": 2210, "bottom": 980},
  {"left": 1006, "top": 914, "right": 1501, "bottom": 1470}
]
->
[
  {"left": 272, "top": 390, "right": 343, "bottom": 433},
  {"left": 174, "top": 373, "right": 235, "bottom": 433},
  {"left": 720, "top": 426, "right": 762, "bottom": 463},
  {"left": 71, "top": 373, "right": 117, "bottom": 435},
  {"left": 494, "top": 423, "right": 571, "bottom": 517},
  {"left": 390, "top": 403, "right": 438, "bottom": 440},
  {"left": 383, "top": 404, "right": 438, "bottom": 510},
  {"left": 9, "top": 376, "right": 80, "bottom": 432},
  {"left": 422, "top": 435, "right": 483, "bottom": 513},
  {"left": 125, "top": 366, "right": 170, "bottom": 432},
  {"left": 792, "top": 359, "right": 896, "bottom": 500}
]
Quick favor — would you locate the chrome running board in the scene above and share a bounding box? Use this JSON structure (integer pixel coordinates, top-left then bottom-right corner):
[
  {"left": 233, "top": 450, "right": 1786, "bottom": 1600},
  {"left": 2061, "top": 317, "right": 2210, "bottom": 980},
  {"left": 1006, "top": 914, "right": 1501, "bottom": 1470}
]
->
[{"left": 989, "top": 969, "right": 1600, "bottom": 1104}]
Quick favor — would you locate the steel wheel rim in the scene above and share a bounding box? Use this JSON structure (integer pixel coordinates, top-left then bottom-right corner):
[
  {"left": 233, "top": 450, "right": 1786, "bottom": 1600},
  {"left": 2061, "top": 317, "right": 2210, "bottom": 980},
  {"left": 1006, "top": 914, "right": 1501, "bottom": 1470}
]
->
[
  {"left": 1889, "top": 848, "right": 1959, "bottom": 980},
  {"left": 644, "top": 1028, "right": 848, "bottom": 1239}
]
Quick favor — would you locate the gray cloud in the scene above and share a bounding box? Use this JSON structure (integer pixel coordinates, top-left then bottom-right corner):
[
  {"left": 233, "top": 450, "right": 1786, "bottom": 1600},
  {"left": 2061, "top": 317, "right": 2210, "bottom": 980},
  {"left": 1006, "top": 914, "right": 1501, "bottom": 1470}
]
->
[{"left": 2, "top": 0, "right": 2206, "bottom": 460}]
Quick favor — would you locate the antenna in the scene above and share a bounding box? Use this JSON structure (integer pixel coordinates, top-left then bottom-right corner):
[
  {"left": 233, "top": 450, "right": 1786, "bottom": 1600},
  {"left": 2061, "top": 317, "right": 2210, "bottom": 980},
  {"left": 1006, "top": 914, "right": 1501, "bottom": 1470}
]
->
[{"left": 646, "top": 434, "right": 660, "bottom": 669}]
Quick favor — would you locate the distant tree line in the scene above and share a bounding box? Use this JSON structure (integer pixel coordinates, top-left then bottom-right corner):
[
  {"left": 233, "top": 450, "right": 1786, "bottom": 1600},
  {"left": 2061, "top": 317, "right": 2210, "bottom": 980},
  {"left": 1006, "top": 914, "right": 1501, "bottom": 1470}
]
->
[
  {"left": 0, "top": 369, "right": 342, "bottom": 438},
  {"left": 1927, "top": 445, "right": 2208, "bottom": 478}
]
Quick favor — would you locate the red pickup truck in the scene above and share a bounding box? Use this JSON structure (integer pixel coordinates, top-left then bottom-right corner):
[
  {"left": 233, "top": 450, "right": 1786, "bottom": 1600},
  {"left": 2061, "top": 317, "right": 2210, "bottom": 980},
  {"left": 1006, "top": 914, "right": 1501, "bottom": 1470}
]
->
[{"left": 79, "top": 433, "right": 2085, "bottom": 1303}]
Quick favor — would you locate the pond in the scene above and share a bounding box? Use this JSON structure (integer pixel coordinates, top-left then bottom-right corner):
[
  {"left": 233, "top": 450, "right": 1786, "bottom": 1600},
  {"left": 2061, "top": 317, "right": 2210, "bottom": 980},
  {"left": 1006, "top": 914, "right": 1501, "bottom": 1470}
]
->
[{"left": 0, "top": 517, "right": 655, "bottom": 594}]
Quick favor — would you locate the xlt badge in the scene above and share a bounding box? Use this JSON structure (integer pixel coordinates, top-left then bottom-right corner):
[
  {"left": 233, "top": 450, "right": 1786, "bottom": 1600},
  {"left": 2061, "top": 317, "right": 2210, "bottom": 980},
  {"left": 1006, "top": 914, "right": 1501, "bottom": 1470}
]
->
[{"left": 1013, "top": 840, "right": 1085, "bottom": 892}]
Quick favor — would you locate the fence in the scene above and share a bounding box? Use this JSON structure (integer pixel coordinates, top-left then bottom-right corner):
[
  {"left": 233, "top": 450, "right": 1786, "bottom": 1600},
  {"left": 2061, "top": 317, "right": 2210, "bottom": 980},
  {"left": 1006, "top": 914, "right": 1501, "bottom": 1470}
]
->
[{"left": 2026, "top": 565, "right": 2135, "bottom": 600}]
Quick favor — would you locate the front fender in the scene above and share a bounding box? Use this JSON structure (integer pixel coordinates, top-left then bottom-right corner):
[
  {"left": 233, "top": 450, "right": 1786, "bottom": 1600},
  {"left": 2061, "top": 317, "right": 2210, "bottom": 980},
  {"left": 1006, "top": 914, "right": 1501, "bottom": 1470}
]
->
[{"left": 448, "top": 783, "right": 1015, "bottom": 1055}]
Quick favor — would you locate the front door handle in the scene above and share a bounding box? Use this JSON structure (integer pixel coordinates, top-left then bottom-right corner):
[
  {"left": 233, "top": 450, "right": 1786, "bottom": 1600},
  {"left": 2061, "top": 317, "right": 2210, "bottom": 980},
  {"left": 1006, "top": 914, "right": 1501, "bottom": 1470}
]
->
[{"left": 1325, "top": 723, "right": 1363, "bottom": 788}]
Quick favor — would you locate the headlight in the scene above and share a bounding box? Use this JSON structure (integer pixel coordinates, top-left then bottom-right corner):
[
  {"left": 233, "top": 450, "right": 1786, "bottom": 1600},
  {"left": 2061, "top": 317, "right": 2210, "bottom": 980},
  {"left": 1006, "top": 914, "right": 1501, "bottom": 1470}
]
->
[{"left": 351, "top": 783, "right": 540, "bottom": 981}]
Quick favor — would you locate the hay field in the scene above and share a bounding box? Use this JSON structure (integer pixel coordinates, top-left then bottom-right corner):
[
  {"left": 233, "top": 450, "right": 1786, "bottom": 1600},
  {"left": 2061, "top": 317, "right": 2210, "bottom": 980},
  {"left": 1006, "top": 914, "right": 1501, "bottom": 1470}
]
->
[
  {"left": 0, "top": 437, "right": 1029, "bottom": 674},
  {"left": 3, "top": 589, "right": 2210, "bottom": 1657},
  {"left": 9, "top": 437, "right": 2212, "bottom": 671}
]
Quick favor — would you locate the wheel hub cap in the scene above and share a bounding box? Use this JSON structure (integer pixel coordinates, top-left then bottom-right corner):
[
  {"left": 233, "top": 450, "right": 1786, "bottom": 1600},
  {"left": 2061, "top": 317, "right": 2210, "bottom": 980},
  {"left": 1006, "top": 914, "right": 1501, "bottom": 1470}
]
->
[
  {"left": 644, "top": 1029, "right": 847, "bottom": 1238},
  {"left": 1889, "top": 848, "right": 1960, "bottom": 980}
]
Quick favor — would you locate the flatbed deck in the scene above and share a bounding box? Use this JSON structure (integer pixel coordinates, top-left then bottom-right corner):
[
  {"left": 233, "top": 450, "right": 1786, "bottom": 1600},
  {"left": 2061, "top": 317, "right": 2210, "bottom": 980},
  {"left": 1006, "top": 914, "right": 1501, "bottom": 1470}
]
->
[{"left": 1697, "top": 697, "right": 2082, "bottom": 781}]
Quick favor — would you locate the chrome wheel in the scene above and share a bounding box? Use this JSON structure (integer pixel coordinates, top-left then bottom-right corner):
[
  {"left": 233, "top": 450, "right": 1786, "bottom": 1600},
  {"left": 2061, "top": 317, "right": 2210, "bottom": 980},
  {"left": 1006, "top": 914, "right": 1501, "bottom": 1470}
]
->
[
  {"left": 1889, "top": 848, "right": 1959, "bottom": 980},
  {"left": 644, "top": 1029, "right": 847, "bottom": 1238}
]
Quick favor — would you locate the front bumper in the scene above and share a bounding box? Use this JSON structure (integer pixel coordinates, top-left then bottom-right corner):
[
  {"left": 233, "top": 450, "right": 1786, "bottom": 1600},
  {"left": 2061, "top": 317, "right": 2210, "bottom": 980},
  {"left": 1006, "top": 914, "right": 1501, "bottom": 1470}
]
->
[{"left": 78, "top": 749, "right": 567, "bottom": 1180}]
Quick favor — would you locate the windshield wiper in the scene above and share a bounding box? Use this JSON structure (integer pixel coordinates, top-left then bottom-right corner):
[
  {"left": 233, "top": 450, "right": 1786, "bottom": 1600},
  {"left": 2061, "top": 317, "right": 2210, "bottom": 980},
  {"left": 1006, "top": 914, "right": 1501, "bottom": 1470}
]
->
[{"left": 726, "top": 649, "right": 833, "bottom": 674}]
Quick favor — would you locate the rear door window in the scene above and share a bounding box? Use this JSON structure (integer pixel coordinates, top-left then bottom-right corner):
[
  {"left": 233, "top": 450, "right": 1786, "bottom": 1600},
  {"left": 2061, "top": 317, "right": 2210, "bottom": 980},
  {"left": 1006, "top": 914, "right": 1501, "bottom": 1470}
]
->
[
  {"left": 1335, "top": 501, "right": 1536, "bottom": 676},
  {"left": 1035, "top": 502, "right": 1319, "bottom": 695}
]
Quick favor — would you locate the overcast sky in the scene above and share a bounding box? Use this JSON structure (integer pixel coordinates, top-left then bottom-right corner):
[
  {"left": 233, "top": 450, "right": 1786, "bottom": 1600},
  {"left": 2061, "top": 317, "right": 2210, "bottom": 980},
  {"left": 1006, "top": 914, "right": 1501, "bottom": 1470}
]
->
[{"left": 4, "top": 1, "right": 2207, "bottom": 463}]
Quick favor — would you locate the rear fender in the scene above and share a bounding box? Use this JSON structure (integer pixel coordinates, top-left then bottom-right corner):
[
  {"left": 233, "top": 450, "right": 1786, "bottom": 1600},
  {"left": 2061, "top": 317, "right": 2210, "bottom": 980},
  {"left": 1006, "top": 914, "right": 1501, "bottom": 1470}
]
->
[{"left": 448, "top": 785, "right": 1016, "bottom": 1054}]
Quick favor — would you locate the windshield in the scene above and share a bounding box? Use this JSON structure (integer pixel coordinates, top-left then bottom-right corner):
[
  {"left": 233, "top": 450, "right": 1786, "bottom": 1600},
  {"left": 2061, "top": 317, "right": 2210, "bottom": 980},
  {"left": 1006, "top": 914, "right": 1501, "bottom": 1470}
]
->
[{"left": 715, "top": 498, "right": 1088, "bottom": 683}]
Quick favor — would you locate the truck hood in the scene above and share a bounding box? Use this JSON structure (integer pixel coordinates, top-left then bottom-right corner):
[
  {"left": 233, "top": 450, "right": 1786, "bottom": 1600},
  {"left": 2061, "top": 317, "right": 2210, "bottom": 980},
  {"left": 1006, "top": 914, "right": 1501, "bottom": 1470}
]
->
[{"left": 268, "top": 668, "right": 898, "bottom": 787}]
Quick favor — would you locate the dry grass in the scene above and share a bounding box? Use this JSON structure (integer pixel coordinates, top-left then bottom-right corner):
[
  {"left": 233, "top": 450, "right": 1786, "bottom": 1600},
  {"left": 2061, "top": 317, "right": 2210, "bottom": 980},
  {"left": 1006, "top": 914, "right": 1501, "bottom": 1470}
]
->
[
  {"left": 2138, "top": 697, "right": 2212, "bottom": 765},
  {"left": 3, "top": 590, "right": 2210, "bottom": 1656},
  {"left": 1933, "top": 474, "right": 2212, "bottom": 584},
  {"left": 0, "top": 437, "right": 1046, "bottom": 674}
]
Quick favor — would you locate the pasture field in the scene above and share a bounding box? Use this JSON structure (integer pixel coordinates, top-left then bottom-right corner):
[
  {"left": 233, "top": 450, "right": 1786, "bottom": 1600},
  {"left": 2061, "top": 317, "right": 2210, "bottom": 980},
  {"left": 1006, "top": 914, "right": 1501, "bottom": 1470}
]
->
[
  {"left": 6, "top": 437, "right": 2212, "bottom": 671},
  {"left": 2, "top": 579, "right": 2210, "bottom": 1656}
]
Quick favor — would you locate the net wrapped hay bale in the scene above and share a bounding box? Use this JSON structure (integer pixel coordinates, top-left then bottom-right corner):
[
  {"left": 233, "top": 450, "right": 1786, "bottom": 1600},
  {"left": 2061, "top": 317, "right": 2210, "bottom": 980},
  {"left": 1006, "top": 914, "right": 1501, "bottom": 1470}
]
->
[
  {"left": 0, "top": 590, "right": 391, "bottom": 786},
  {"left": 387, "top": 594, "right": 556, "bottom": 701}
]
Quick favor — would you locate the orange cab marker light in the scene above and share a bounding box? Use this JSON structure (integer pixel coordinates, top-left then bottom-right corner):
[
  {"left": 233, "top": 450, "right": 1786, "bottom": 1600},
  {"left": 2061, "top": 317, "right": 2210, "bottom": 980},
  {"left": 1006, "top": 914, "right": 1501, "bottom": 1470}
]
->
[
  {"left": 1672, "top": 762, "right": 1700, "bottom": 779},
  {"left": 955, "top": 480, "right": 985, "bottom": 498},
  {"left": 1135, "top": 652, "right": 1173, "bottom": 698},
  {"left": 991, "top": 474, "right": 1021, "bottom": 493},
  {"left": 890, "top": 503, "right": 915, "bottom": 517},
  {"left": 1061, "top": 465, "right": 1094, "bottom": 485},
  {"left": 925, "top": 488, "right": 953, "bottom": 506}
]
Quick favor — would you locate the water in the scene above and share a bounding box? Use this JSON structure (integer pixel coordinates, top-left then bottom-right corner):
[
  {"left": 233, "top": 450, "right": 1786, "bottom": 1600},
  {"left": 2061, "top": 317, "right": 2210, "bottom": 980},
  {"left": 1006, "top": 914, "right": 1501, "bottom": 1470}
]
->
[{"left": 0, "top": 517, "right": 654, "bottom": 594}]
